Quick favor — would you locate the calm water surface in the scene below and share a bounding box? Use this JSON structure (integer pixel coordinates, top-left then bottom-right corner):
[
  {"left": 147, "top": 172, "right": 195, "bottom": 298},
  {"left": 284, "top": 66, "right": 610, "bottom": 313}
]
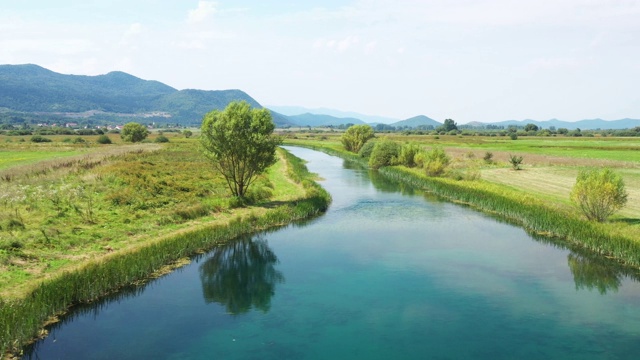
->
[{"left": 25, "top": 147, "right": 640, "bottom": 359}]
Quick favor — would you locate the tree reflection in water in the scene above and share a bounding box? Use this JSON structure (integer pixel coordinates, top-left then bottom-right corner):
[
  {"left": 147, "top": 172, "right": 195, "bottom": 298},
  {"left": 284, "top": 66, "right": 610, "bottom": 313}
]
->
[
  {"left": 199, "top": 234, "right": 284, "bottom": 315},
  {"left": 567, "top": 252, "right": 623, "bottom": 294}
]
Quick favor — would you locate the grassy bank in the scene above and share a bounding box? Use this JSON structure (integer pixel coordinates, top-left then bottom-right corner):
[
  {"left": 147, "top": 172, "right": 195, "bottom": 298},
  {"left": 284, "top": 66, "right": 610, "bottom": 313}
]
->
[
  {"left": 283, "top": 136, "right": 640, "bottom": 269},
  {"left": 0, "top": 136, "right": 330, "bottom": 357}
]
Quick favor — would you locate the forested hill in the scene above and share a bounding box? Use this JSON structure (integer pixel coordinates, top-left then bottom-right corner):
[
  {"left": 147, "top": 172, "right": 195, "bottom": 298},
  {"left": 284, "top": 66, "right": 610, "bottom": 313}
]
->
[{"left": 0, "top": 64, "right": 273, "bottom": 124}]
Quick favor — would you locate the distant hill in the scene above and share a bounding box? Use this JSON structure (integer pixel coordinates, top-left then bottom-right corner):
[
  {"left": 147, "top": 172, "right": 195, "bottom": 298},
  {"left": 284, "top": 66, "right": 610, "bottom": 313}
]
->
[
  {"left": 287, "top": 113, "right": 366, "bottom": 127},
  {"left": 0, "top": 64, "right": 291, "bottom": 125},
  {"left": 391, "top": 115, "right": 441, "bottom": 128},
  {"left": 0, "top": 64, "right": 175, "bottom": 113},
  {"left": 151, "top": 88, "right": 261, "bottom": 121},
  {"left": 268, "top": 105, "right": 399, "bottom": 124},
  {"left": 268, "top": 110, "right": 295, "bottom": 128}
]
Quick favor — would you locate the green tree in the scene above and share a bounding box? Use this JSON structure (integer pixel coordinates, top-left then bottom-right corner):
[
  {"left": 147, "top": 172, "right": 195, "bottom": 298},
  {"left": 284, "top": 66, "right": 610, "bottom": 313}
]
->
[
  {"left": 524, "top": 123, "right": 539, "bottom": 132},
  {"left": 368, "top": 139, "right": 400, "bottom": 170},
  {"left": 183, "top": 130, "right": 193, "bottom": 138},
  {"left": 397, "top": 143, "right": 421, "bottom": 167},
  {"left": 570, "top": 168, "right": 628, "bottom": 222},
  {"left": 341, "top": 124, "right": 374, "bottom": 153},
  {"left": 120, "top": 122, "right": 149, "bottom": 142},
  {"left": 422, "top": 147, "right": 450, "bottom": 176},
  {"left": 200, "top": 101, "right": 281, "bottom": 198}
]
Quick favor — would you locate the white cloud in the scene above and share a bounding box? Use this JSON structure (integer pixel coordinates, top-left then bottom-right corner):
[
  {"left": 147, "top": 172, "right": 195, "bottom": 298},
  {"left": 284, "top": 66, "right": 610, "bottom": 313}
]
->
[
  {"left": 364, "top": 41, "right": 377, "bottom": 54},
  {"left": 188, "top": 1, "right": 217, "bottom": 24},
  {"left": 524, "top": 57, "right": 592, "bottom": 72},
  {"left": 313, "top": 35, "right": 360, "bottom": 52},
  {"left": 120, "top": 23, "right": 144, "bottom": 46}
]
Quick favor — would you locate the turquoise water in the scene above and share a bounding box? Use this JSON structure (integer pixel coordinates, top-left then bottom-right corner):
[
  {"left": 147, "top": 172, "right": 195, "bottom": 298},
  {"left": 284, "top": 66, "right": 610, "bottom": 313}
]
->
[{"left": 24, "top": 147, "right": 640, "bottom": 359}]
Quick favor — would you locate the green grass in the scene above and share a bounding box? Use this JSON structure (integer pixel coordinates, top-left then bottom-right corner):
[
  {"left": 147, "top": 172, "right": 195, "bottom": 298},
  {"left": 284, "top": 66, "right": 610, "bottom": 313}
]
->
[
  {"left": 384, "top": 135, "right": 640, "bottom": 162},
  {"left": 0, "top": 142, "right": 330, "bottom": 356},
  {"left": 0, "top": 150, "right": 84, "bottom": 170}
]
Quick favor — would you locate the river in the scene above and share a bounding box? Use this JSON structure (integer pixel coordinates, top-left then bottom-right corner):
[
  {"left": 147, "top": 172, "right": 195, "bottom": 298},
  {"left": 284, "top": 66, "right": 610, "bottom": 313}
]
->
[{"left": 24, "top": 147, "right": 640, "bottom": 359}]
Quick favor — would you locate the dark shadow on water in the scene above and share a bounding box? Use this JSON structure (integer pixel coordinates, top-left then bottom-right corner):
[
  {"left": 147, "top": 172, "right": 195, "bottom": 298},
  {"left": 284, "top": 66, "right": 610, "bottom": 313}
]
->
[
  {"left": 200, "top": 234, "right": 284, "bottom": 315},
  {"left": 22, "top": 282, "right": 154, "bottom": 359}
]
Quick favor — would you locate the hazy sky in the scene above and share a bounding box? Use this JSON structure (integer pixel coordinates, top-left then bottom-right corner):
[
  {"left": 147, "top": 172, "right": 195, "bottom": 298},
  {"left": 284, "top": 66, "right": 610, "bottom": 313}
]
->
[{"left": 1, "top": 0, "right": 639, "bottom": 123}]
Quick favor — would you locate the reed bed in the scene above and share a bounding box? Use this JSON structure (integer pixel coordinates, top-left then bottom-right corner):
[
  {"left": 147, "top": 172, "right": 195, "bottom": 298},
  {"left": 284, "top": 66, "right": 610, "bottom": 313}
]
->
[{"left": 0, "top": 149, "right": 331, "bottom": 358}]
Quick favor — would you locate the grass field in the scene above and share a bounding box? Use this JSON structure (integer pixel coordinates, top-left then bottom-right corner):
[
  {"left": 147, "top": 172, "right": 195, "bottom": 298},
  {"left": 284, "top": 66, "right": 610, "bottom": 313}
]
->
[{"left": 0, "top": 133, "right": 308, "bottom": 299}]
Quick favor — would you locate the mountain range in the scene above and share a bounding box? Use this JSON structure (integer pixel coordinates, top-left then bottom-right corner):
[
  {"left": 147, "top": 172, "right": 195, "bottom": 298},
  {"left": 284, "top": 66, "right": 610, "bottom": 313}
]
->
[
  {"left": 0, "top": 64, "right": 297, "bottom": 126},
  {"left": 1, "top": 64, "right": 638, "bottom": 130}
]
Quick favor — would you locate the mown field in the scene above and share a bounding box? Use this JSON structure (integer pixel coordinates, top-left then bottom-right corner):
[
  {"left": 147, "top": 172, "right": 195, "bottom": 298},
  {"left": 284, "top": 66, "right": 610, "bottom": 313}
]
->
[
  {"left": 282, "top": 132, "right": 640, "bottom": 249},
  {"left": 0, "top": 132, "right": 306, "bottom": 299}
]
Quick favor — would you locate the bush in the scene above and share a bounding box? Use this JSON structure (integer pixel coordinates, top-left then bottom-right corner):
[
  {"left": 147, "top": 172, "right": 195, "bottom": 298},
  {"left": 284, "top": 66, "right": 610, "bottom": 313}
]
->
[
  {"left": 30, "top": 135, "right": 52, "bottom": 143},
  {"left": 97, "top": 135, "right": 112, "bottom": 144},
  {"left": 120, "top": 122, "right": 149, "bottom": 142},
  {"left": 154, "top": 135, "right": 170, "bottom": 143},
  {"left": 358, "top": 140, "right": 377, "bottom": 158},
  {"left": 73, "top": 137, "right": 86, "bottom": 144},
  {"left": 341, "top": 125, "right": 374, "bottom": 153},
  {"left": 368, "top": 139, "right": 400, "bottom": 170},
  {"left": 510, "top": 133, "right": 518, "bottom": 140},
  {"left": 509, "top": 154, "right": 523, "bottom": 170},
  {"left": 483, "top": 151, "right": 494, "bottom": 163},
  {"left": 423, "top": 147, "right": 450, "bottom": 177},
  {"left": 397, "top": 143, "right": 421, "bottom": 167},
  {"left": 570, "top": 168, "right": 628, "bottom": 222}
]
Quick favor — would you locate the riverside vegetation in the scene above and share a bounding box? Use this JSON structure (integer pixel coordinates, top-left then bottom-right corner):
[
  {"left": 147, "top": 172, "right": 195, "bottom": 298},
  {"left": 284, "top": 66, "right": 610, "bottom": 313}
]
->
[
  {"left": 282, "top": 131, "right": 640, "bottom": 268},
  {"left": 0, "top": 131, "right": 330, "bottom": 357}
]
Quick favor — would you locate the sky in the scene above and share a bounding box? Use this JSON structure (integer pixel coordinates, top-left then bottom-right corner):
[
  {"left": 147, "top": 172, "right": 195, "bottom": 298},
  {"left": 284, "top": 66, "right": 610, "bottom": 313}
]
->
[{"left": 1, "top": 0, "right": 639, "bottom": 123}]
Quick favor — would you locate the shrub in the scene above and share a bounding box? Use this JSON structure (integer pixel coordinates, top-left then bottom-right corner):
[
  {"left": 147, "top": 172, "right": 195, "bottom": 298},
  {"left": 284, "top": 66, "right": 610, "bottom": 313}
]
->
[
  {"left": 424, "top": 147, "right": 450, "bottom": 177},
  {"left": 154, "top": 135, "right": 170, "bottom": 143},
  {"left": 358, "top": 140, "right": 377, "bottom": 159},
  {"left": 73, "top": 137, "right": 86, "bottom": 144},
  {"left": 570, "top": 168, "right": 628, "bottom": 222},
  {"left": 120, "top": 122, "right": 149, "bottom": 142},
  {"left": 368, "top": 139, "right": 400, "bottom": 170},
  {"left": 97, "top": 135, "right": 112, "bottom": 144},
  {"left": 509, "top": 133, "right": 518, "bottom": 140},
  {"left": 509, "top": 154, "right": 523, "bottom": 170},
  {"left": 397, "top": 143, "right": 421, "bottom": 167},
  {"left": 341, "top": 124, "right": 374, "bottom": 153},
  {"left": 483, "top": 152, "right": 494, "bottom": 164},
  {"left": 183, "top": 130, "right": 193, "bottom": 138},
  {"left": 30, "top": 135, "right": 52, "bottom": 143}
]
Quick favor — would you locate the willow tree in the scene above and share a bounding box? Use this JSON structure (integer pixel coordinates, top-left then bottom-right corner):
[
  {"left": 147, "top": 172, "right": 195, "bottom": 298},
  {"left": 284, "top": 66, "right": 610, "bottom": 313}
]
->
[
  {"left": 570, "top": 168, "right": 628, "bottom": 222},
  {"left": 341, "top": 124, "right": 374, "bottom": 153},
  {"left": 201, "top": 101, "right": 281, "bottom": 198}
]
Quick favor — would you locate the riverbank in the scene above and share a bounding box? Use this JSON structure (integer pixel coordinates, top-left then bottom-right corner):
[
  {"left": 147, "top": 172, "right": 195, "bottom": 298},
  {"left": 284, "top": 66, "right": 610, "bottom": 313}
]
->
[
  {"left": 283, "top": 138, "right": 640, "bottom": 270},
  {"left": 0, "top": 140, "right": 330, "bottom": 358}
]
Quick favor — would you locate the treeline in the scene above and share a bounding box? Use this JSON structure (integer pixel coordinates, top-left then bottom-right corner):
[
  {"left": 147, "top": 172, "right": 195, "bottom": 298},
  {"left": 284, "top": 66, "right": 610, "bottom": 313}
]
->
[
  {"left": 377, "top": 124, "right": 640, "bottom": 138},
  {"left": 0, "top": 112, "right": 190, "bottom": 129}
]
